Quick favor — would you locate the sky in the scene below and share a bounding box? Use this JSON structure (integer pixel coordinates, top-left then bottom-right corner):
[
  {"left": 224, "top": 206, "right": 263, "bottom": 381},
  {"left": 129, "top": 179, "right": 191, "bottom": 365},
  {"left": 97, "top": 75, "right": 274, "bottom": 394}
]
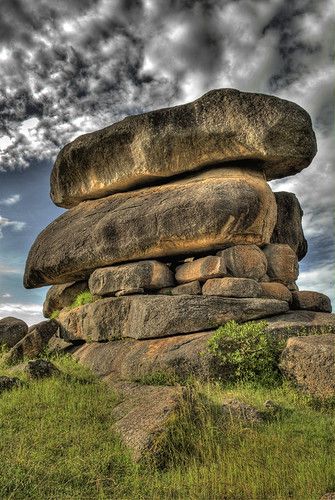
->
[{"left": 0, "top": 0, "right": 334, "bottom": 325}]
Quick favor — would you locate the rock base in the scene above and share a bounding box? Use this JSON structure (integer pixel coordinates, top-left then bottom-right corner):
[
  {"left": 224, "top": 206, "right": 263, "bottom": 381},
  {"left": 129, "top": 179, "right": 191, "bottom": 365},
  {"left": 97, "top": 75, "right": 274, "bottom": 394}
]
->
[{"left": 72, "top": 311, "right": 335, "bottom": 383}]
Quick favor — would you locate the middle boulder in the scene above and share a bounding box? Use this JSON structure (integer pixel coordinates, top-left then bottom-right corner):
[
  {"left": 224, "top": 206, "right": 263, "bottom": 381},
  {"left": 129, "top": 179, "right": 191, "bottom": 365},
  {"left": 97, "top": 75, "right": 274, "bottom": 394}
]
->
[{"left": 24, "top": 166, "right": 276, "bottom": 288}]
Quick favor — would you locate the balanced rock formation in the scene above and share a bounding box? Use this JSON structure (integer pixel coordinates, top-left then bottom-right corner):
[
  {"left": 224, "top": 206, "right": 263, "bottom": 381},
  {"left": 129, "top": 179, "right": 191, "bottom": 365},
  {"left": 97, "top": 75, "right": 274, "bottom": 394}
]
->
[
  {"left": 21, "top": 88, "right": 333, "bottom": 372},
  {"left": 24, "top": 167, "right": 277, "bottom": 288},
  {"left": 50, "top": 88, "right": 316, "bottom": 208}
]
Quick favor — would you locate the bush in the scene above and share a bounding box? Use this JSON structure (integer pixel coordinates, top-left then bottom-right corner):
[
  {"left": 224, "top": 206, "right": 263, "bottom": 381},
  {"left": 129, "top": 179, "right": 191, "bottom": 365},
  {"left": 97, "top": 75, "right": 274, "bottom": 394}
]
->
[{"left": 208, "top": 320, "right": 284, "bottom": 385}]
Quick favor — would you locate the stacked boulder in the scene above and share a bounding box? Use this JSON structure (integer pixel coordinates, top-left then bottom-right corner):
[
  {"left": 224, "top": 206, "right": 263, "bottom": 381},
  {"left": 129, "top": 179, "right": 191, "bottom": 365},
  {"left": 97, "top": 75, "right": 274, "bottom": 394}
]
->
[{"left": 24, "top": 89, "right": 332, "bottom": 345}]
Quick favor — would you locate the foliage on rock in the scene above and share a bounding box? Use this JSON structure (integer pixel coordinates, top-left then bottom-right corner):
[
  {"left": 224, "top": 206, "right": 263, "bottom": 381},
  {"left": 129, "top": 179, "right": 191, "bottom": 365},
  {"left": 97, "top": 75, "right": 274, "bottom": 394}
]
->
[{"left": 208, "top": 320, "right": 285, "bottom": 385}]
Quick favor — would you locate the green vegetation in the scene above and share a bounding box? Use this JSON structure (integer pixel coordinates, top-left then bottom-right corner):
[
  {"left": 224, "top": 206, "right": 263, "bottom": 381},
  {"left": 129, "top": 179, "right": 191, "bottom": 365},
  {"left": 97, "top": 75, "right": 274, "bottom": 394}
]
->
[
  {"left": 208, "top": 320, "right": 284, "bottom": 385},
  {"left": 70, "top": 289, "right": 94, "bottom": 308},
  {"left": 49, "top": 309, "right": 60, "bottom": 319},
  {"left": 0, "top": 352, "right": 334, "bottom": 499}
]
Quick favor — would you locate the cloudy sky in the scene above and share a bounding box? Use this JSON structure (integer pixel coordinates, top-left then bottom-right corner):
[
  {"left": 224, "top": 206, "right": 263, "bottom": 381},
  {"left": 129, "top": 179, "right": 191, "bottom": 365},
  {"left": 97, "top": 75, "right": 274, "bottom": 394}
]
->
[{"left": 0, "top": 0, "right": 334, "bottom": 325}]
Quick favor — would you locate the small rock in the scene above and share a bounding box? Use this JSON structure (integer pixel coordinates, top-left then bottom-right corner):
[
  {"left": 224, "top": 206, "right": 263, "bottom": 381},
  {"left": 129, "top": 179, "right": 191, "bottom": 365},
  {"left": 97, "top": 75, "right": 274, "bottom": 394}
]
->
[
  {"left": 320, "top": 494, "right": 335, "bottom": 500},
  {"left": 262, "top": 244, "right": 299, "bottom": 284},
  {"left": 263, "top": 400, "right": 282, "bottom": 414},
  {"left": 43, "top": 280, "right": 88, "bottom": 318},
  {"left": 5, "top": 320, "right": 59, "bottom": 365},
  {"left": 24, "top": 359, "right": 60, "bottom": 379},
  {"left": 217, "top": 244, "right": 267, "bottom": 280},
  {"left": 0, "top": 317, "right": 28, "bottom": 348},
  {"left": 171, "top": 281, "right": 202, "bottom": 295},
  {"left": 175, "top": 256, "right": 227, "bottom": 284},
  {"left": 89, "top": 260, "right": 174, "bottom": 296},
  {"left": 47, "top": 335, "right": 73, "bottom": 354},
  {"left": 292, "top": 291, "right": 332, "bottom": 313},
  {"left": 202, "top": 277, "right": 262, "bottom": 298},
  {"left": 260, "top": 282, "right": 292, "bottom": 303},
  {"left": 221, "top": 399, "right": 264, "bottom": 423},
  {"left": 0, "top": 376, "right": 22, "bottom": 393}
]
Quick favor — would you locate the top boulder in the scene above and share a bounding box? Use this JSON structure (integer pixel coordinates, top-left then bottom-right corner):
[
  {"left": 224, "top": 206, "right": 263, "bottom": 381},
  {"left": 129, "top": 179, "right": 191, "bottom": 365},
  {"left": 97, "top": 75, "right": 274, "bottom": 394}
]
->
[{"left": 51, "top": 88, "right": 317, "bottom": 208}]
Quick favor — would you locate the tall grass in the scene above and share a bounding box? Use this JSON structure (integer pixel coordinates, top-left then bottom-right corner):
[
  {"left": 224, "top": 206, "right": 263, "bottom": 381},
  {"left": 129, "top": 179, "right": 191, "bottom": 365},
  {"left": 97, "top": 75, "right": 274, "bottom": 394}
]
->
[{"left": 0, "top": 355, "right": 334, "bottom": 499}]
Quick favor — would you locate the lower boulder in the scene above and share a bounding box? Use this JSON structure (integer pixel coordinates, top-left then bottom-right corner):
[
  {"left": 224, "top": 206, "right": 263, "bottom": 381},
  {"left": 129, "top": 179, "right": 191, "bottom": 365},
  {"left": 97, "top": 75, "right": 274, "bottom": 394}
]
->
[
  {"left": 280, "top": 335, "right": 335, "bottom": 398},
  {"left": 58, "top": 295, "right": 289, "bottom": 342},
  {"left": 5, "top": 320, "right": 59, "bottom": 365},
  {"left": 72, "top": 331, "right": 213, "bottom": 380},
  {"left": 109, "top": 382, "right": 185, "bottom": 461},
  {"left": 291, "top": 291, "right": 332, "bottom": 313},
  {"left": 0, "top": 317, "right": 28, "bottom": 348},
  {"left": 72, "top": 311, "right": 335, "bottom": 383}
]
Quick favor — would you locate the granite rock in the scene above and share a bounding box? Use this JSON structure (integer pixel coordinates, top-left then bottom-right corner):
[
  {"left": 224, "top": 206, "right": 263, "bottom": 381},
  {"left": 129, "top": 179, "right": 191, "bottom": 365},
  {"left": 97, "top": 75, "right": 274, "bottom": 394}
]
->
[
  {"left": 89, "top": 260, "right": 174, "bottom": 296},
  {"left": 50, "top": 88, "right": 316, "bottom": 208},
  {"left": 25, "top": 168, "right": 277, "bottom": 288},
  {"left": 202, "top": 277, "right": 262, "bottom": 298},
  {"left": 271, "top": 191, "right": 307, "bottom": 260},
  {"left": 217, "top": 244, "right": 267, "bottom": 280}
]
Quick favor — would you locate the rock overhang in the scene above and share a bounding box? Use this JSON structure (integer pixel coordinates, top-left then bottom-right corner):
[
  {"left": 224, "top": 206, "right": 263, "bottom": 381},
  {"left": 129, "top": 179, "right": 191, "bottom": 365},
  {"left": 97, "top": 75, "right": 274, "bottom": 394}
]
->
[{"left": 50, "top": 88, "right": 317, "bottom": 208}]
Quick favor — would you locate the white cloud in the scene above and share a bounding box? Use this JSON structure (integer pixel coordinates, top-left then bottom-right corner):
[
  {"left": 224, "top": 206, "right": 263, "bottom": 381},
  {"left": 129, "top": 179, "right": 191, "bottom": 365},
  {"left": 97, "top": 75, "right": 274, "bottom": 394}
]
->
[
  {"left": 298, "top": 262, "right": 334, "bottom": 308},
  {"left": 0, "top": 194, "right": 21, "bottom": 206},
  {"left": 1, "top": 293, "right": 11, "bottom": 298},
  {"left": 0, "top": 215, "right": 26, "bottom": 238},
  {"left": 0, "top": 302, "right": 44, "bottom": 326}
]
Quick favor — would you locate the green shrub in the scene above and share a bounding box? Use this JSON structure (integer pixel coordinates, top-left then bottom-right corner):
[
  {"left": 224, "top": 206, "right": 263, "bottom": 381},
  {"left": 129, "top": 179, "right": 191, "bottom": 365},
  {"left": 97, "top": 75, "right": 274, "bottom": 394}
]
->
[
  {"left": 70, "top": 290, "right": 94, "bottom": 308},
  {"left": 208, "top": 320, "right": 284, "bottom": 385},
  {"left": 50, "top": 309, "right": 60, "bottom": 319}
]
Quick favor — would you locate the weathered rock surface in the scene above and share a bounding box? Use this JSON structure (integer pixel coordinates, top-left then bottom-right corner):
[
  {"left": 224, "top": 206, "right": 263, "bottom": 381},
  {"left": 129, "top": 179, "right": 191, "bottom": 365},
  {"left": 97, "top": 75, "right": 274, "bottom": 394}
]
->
[
  {"left": 72, "top": 332, "right": 212, "bottom": 380},
  {"left": 280, "top": 335, "right": 335, "bottom": 398},
  {"left": 260, "top": 282, "right": 292, "bottom": 303},
  {"left": 271, "top": 192, "right": 308, "bottom": 260},
  {"left": 217, "top": 244, "right": 267, "bottom": 280},
  {"left": 5, "top": 320, "right": 59, "bottom": 365},
  {"left": 262, "top": 244, "right": 299, "bottom": 284},
  {"left": 221, "top": 399, "right": 264, "bottom": 423},
  {"left": 89, "top": 260, "right": 174, "bottom": 296},
  {"left": 292, "top": 291, "right": 332, "bottom": 313},
  {"left": 50, "top": 88, "right": 317, "bottom": 208},
  {"left": 107, "top": 382, "right": 185, "bottom": 461},
  {"left": 265, "top": 310, "right": 335, "bottom": 336},
  {"left": 115, "top": 288, "right": 144, "bottom": 297},
  {"left": 171, "top": 281, "right": 202, "bottom": 295},
  {"left": 43, "top": 281, "right": 88, "bottom": 317},
  {"left": 72, "top": 312, "right": 335, "bottom": 382},
  {"left": 58, "top": 295, "right": 289, "bottom": 342},
  {"left": 25, "top": 167, "right": 277, "bottom": 288},
  {"left": 0, "top": 317, "right": 28, "bottom": 348},
  {"left": 202, "top": 277, "right": 262, "bottom": 298},
  {"left": 175, "top": 256, "right": 227, "bottom": 284}
]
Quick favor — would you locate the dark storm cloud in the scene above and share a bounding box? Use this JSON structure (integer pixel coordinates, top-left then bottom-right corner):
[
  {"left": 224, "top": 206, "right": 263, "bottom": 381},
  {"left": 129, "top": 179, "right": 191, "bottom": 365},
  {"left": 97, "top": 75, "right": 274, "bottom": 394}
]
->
[{"left": 0, "top": 0, "right": 332, "bottom": 171}]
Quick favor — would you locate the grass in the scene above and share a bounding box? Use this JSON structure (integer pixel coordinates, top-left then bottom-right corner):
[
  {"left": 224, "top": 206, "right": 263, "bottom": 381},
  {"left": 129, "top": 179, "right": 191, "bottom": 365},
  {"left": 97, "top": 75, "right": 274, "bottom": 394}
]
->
[
  {"left": 0, "top": 353, "right": 334, "bottom": 499},
  {"left": 70, "top": 290, "right": 94, "bottom": 308},
  {"left": 49, "top": 290, "right": 95, "bottom": 318}
]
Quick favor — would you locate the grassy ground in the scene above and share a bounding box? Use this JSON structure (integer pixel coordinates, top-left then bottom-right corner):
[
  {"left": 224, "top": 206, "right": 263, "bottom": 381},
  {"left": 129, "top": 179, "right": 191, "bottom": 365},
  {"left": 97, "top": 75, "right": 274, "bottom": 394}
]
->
[{"left": 0, "top": 354, "right": 334, "bottom": 499}]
